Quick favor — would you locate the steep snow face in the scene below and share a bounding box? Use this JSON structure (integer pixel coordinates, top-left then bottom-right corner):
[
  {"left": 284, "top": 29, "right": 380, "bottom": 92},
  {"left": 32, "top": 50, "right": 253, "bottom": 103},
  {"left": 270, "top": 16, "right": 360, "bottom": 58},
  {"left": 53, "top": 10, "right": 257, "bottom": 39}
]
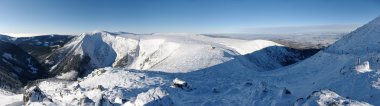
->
[
  {"left": 47, "top": 31, "right": 139, "bottom": 76},
  {"left": 326, "top": 16, "right": 380, "bottom": 54},
  {"left": 69, "top": 31, "right": 139, "bottom": 68},
  {"left": 129, "top": 38, "right": 181, "bottom": 71}
]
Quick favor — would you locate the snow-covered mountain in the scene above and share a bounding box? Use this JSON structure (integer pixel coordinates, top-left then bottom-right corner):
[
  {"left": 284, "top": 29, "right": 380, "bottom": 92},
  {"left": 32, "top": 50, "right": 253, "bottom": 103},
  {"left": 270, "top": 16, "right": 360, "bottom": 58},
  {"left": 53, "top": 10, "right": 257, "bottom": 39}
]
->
[
  {"left": 0, "top": 34, "right": 74, "bottom": 61},
  {"left": 2, "top": 16, "right": 378, "bottom": 106},
  {"left": 17, "top": 16, "right": 380, "bottom": 106},
  {"left": 13, "top": 34, "right": 74, "bottom": 47},
  {"left": 46, "top": 31, "right": 306, "bottom": 78},
  {"left": 270, "top": 16, "right": 380, "bottom": 105},
  {"left": 0, "top": 41, "right": 47, "bottom": 93}
]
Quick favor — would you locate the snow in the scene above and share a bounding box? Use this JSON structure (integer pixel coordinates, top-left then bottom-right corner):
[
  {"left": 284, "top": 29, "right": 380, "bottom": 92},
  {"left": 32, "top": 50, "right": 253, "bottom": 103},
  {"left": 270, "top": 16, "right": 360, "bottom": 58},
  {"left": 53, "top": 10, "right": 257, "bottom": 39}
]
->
[
  {"left": 56, "top": 70, "right": 78, "bottom": 80},
  {"left": 130, "top": 87, "right": 173, "bottom": 106},
  {"left": 355, "top": 61, "right": 372, "bottom": 73},
  {"left": 300, "top": 90, "right": 373, "bottom": 106},
  {"left": 0, "top": 89, "right": 23, "bottom": 106},
  {"left": 204, "top": 38, "right": 283, "bottom": 55},
  {"left": 130, "top": 38, "right": 180, "bottom": 70},
  {"left": 53, "top": 31, "right": 285, "bottom": 73},
  {"left": 172, "top": 78, "right": 186, "bottom": 85},
  {"left": 79, "top": 68, "right": 164, "bottom": 89},
  {"left": 0, "top": 94, "right": 23, "bottom": 106},
  {"left": 5, "top": 16, "right": 380, "bottom": 106},
  {"left": 326, "top": 17, "right": 380, "bottom": 55}
]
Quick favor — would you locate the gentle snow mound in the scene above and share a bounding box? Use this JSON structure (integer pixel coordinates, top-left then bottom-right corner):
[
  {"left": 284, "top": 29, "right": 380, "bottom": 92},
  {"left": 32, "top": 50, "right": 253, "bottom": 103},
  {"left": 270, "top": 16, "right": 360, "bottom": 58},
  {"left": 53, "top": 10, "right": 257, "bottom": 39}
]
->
[
  {"left": 56, "top": 70, "right": 78, "bottom": 80},
  {"left": 315, "top": 90, "right": 373, "bottom": 106},
  {"left": 125, "top": 87, "right": 173, "bottom": 106}
]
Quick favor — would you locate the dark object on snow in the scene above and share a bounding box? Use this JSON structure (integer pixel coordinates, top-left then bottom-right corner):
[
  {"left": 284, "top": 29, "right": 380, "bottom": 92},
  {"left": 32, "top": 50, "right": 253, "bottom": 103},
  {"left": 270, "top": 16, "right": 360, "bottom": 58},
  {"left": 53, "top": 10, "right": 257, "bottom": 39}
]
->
[
  {"left": 80, "top": 96, "right": 95, "bottom": 106},
  {"left": 23, "top": 86, "right": 51, "bottom": 103},
  {"left": 212, "top": 88, "right": 220, "bottom": 93},
  {"left": 244, "top": 82, "right": 253, "bottom": 86},
  {"left": 284, "top": 88, "right": 291, "bottom": 95}
]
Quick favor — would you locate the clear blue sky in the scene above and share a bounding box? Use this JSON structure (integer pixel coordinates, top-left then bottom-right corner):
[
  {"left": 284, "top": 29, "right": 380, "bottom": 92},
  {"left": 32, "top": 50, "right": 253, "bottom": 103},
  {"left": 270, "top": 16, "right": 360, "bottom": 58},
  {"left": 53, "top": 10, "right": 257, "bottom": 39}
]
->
[{"left": 0, "top": 0, "right": 380, "bottom": 36}]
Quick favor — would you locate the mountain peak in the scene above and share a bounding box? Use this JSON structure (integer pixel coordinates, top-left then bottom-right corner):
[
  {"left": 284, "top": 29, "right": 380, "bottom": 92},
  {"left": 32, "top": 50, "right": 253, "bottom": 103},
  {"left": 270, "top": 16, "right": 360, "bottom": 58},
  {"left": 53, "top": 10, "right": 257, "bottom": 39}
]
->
[
  {"left": 326, "top": 16, "right": 380, "bottom": 54},
  {"left": 89, "top": 30, "right": 113, "bottom": 35},
  {"left": 367, "top": 16, "right": 380, "bottom": 26},
  {"left": 84, "top": 30, "right": 139, "bottom": 36}
]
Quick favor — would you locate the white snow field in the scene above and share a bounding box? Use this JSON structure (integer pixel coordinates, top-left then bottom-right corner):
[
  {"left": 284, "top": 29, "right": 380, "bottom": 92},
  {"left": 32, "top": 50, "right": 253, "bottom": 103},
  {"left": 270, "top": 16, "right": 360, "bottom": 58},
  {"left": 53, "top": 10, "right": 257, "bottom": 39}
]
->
[
  {"left": 47, "top": 31, "right": 296, "bottom": 75},
  {"left": 5, "top": 16, "right": 380, "bottom": 106}
]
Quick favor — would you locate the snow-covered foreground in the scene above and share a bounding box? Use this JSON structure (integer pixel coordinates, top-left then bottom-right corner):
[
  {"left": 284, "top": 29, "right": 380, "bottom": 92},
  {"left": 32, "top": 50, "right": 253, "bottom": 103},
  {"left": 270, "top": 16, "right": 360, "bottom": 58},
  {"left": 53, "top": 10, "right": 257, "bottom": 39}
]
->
[
  {"left": 0, "top": 89, "right": 22, "bottom": 106},
  {"left": 5, "top": 17, "right": 380, "bottom": 106},
  {"left": 0, "top": 94, "right": 23, "bottom": 106},
  {"left": 23, "top": 59, "right": 378, "bottom": 106}
]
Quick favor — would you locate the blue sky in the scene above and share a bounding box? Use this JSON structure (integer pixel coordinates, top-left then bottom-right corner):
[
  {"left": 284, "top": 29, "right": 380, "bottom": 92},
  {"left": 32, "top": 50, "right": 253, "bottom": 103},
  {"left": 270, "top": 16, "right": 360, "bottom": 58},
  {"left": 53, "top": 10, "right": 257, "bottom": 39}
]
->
[{"left": 0, "top": 0, "right": 380, "bottom": 36}]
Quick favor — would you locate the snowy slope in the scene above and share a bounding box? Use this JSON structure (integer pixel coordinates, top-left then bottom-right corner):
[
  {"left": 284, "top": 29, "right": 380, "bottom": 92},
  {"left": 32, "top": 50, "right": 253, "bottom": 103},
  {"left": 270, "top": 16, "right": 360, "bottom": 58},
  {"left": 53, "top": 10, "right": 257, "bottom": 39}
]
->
[
  {"left": 262, "top": 16, "right": 380, "bottom": 105},
  {"left": 47, "top": 31, "right": 302, "bottom": 77},
  {"left": 14, "top": 30, "right": 310, "bottom": 105},
  {"left": 0, "top": 93, "right": 22, "bottom": 106},
  {"left": 15, "top": 16, "right": 380, "bottom": 106},
  {"left": 17, "top": 35, "right": 312, "bottom": 106},
  {"left": 46, "top": 31, "right": 140, "bottom": 77},
  {"left": 20, "top": 16, "right": 380, "bottom": 106},
  {"left": 326, "top": 16, "right": 380, "bottom": 54}
]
